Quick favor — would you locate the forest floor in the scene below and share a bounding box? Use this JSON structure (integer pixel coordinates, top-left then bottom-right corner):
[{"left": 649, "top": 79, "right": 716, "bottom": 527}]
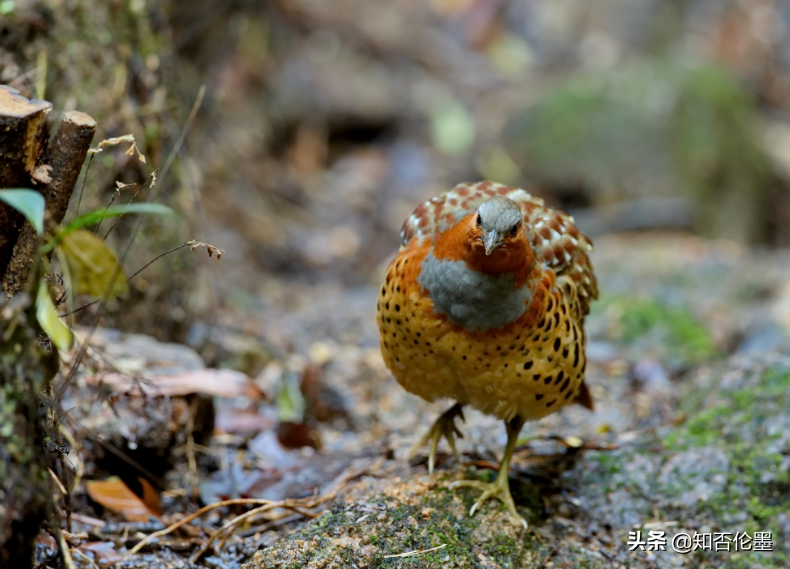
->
[{"left": 48, "top": 232, "right": 790, "bottom": 569}]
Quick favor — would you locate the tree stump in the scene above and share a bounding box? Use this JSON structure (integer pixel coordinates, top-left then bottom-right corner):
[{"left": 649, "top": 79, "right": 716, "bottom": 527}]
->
[{"left": 0, "top": 86, "right": 96, "bottom": 567}]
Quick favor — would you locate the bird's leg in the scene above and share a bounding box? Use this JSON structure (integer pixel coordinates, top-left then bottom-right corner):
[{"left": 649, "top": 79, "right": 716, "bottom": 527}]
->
[
  {"left": 408, "top": 403, "right": 465, "bottom": 474},
  {"left": 450, "top": 416, "right": 527, "bottom": 528}
]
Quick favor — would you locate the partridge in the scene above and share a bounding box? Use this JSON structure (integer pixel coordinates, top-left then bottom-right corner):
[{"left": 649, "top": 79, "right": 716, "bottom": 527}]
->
[{"left": 376, "top": 181, "right": 598, "bottom": 527}]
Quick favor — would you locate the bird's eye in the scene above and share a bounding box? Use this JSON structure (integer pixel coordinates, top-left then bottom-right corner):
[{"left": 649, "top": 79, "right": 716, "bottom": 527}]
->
[
  {"left": 510, "top": 224, "right": 519, "bottom": 236},
  {"left": 476, "top": 214, "right": 482, "bottom": 227}
]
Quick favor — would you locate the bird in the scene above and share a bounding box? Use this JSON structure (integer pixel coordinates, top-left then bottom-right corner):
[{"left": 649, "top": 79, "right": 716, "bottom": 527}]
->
[{"left": 376, "top": 181, "right": 597, "bottom": 527}]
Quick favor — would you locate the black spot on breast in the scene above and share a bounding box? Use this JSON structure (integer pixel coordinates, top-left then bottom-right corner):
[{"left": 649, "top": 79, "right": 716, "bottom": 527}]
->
[
  {"left": 486, "top": 363, "right": 491, "bottom": 367},
  {"left": 387, "top": 318, "right": 392, "bottom": 323},
  {"left": 553, "top": 338, "right": 561, "bottom": 352},
  {"left": 562, "top": 346, "right": 569, "bottom": 359},
  {"left": 504, "top": 363, "right": 508, "bottom": 367},
  {"left": 524, "top": 361, "right": 533, "bottom": 370},
  {"left": 565, "top": 320, "right": 570, "bottom": 332},
  {"left": 532, "top": 333, "right": 540, "bottom": 342},
  {"left": 573, "top": 345, "right": 580, "bottom": 367},
  {"left": 533, "top": 374, "right": 541, "bottom": 381},
  {"left": 416, "top": 332, "right": 421, "bottom": 337},
  {"left": 560, "top": 303, "right": 566, "bottom": 314},
  {"left": 565, "top": 390, "right": 573, "bottom": 399},
  {"left": 463, "top": 355, "right": 467, "bottom": 360},
  {"left": 381, "top": 287, "right": 386, "bottom": 295},
  {"left": 538, "top": 317, "right": 546, "bottom": 328},
  {"left": 383, "top": 341, "right": 389, "bottom": 348},
  {"left": 554, "top": 371, "right": 565, "bottom": 385},
  {"left": 509, "top": 344, "right": 516, "bottom": 350},
  {"left": 553, "top": 312, "right": 560, "bottom": 326},
  {"left": 496, "top": 346, "right": 501, "bottom": 351},
  {"left": 452, "top": 346, "right": 456, "bottom": 350},
  {"left": 561, "top": 378, "right": 570, "bottom": 392},
  {"left": 396, "top": 320, "right": 401, "bottom": 325},
  {"left": 385, "top": 302, "right": 390, "bottom": 310},
  {"left": 395, "top": 304, "right": 401, "bottom": 312},
  {"left": 414, "top": 340, "right": 419, "bottom": 345},
  {"left": 546, "top": 399, "right": 556, "bottom": 408},
  {"left": 426, "top": 342, "right": 432, "bottom": 347},
  {"left": 535, "top": 394, "right": 544, "bottom": 401},
  {"left": 391, "top": 333, "right": 396, "bottom": 338},
  {"left": 544, "top": 376, "right": 552, "bottom": 385}
]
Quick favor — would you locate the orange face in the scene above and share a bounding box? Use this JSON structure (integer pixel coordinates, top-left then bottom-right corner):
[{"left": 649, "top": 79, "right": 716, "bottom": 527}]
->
[{"left": 431, "top": 212, "right": 533, "bottom": 282}]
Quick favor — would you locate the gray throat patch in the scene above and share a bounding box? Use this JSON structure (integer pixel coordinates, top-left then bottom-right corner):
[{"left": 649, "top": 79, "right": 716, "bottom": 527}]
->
[{"left": 418, "top": 253, "right": 532, "bottom": 331}]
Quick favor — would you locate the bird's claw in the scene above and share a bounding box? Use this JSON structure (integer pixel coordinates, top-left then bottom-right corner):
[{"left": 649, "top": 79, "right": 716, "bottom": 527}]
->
[
  {"left": 408, "top": 404, "right": 465, "bottom": 474},
  {"left": 450, "top": 476, "right": 528, "bottom": 529}
]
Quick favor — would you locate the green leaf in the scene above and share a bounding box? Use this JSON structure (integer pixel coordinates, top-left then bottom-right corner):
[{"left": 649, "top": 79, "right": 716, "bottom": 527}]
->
[
  {"left": 59, "top": 230, "right": 128, "bottom": 297},
  {"left": 42, "top": 203, "right": 176, "bottom": 253},
  {"left": 36, "top": 279, "right": 73, "bottom": 351},
  {"left": 0, "top": 189, "right": 45, "bottom": 235}
]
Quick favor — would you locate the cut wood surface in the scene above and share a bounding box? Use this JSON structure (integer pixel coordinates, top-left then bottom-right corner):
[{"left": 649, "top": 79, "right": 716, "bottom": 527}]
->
[
  {"left": 0, "top": 86, "right": 52, "bottom": 280},
  {"left": 2, "top": 109, "right": 97, "bottom": 297}
]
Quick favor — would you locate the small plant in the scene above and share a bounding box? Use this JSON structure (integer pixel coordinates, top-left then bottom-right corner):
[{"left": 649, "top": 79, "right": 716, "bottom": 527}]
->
[{"left": 0, "top": 187, "right": 174, "bottom": 350}]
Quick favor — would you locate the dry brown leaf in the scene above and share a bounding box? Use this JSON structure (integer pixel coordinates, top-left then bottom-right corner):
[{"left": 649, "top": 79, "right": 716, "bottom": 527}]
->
[
  {"left": 186, "top": 239, "right": 225, "bottom": 260},
  {"left": 86, "top": 477, "right": 160, "bottom": 522},
  {"left": 88, "top": 134, "right": 147, "bottom": 164}
]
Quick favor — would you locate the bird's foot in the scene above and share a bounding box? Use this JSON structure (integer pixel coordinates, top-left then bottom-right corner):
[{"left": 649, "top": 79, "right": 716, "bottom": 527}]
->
[
  {"left": 407, "top": 403, "right": 465, "bottom": 474},
  {"left": 450, "top": 473, "right": 527, "bottom": 529}
]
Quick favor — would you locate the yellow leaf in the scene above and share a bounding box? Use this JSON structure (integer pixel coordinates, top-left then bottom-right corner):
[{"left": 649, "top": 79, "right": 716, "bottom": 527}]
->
[
  {"left": 59, "top": 230, "right": 127, "bottom": 297},
  {"left": 36, "top": 280, "right": 73, "bottom": 351}
]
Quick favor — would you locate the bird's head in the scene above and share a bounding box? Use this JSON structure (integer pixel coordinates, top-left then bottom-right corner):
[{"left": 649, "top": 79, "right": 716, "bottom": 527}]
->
[{"left": 472, "top": 196, "right": 525, "bottom": 256}]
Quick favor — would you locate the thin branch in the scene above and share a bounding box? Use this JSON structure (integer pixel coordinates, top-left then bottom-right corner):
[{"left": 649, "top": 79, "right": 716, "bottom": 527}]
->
[
  {"left": 124, "top": 243, "right": 188, "bottom": 284},
  {"left": 102, "top": 169, "right": 158, "bottom": 241},
  {"left": 73, "top": 153, "right": 94, "bottom": 221}
]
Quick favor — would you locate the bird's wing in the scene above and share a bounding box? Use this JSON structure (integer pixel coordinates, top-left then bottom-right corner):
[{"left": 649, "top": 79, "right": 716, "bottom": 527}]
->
[{"left": 401, "top": 181, "right": 598, "bottom": 315}]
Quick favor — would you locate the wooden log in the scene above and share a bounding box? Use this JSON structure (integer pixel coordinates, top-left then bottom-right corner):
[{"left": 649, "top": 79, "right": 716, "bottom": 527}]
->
[
  {"left": 3, "top": 111, "right": 97, "bottom": 297},
  {"left": 0, "top": 86, "right": 52, "bottom": 281}
]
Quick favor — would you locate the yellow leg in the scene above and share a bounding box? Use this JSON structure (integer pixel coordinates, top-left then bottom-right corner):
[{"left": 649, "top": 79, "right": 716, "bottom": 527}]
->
[
  {"left": 408, "top": 403, "right": 465, "bottom": 474},
  {"left": 450, "top": 416, "right": 527, "bottom": 528}
]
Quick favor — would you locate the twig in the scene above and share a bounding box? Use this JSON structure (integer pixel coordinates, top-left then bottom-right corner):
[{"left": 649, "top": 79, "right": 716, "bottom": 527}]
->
[
  {"left": 124, "top": 243, "right": 189, "bottom": 284},
  {"left": 73, "top": 153, "right": 94, "bottom": 220},
  {"left": 125, "top": 498, "right": 310, "bottom": 558},
  {"left": 383, "top": 544, "right": 447, "bottom": 559},
  {"left": 190, "top": 502, "right": 317, "bottom": 563},
  {"left": 59, "top": 298, "right": 100, "bottom": 318},
  {"left": 126, "top": 467, "right": 363, "bottom": 560},
  {"left": 48, "top": 467, "right": 67, "bottom": 495},
  {"left": 55, "top": 528, "right": 78, "bottom": 569},
  {"left": 102, "top": 170, "right": 158, "bottom": 241}
]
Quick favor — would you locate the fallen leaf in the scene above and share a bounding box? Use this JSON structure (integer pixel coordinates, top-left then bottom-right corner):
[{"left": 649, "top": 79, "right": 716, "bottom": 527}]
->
[{"left": 86, "top": 476, "right": 160, "bottom": 522}]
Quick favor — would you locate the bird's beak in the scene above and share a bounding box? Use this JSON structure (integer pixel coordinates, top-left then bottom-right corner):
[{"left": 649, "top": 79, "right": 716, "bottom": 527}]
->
[{"left": 483, "top": 229, "right": 498, "bottom": 255}]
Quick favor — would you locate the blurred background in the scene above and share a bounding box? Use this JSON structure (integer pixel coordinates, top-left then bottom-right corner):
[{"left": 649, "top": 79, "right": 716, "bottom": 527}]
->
[{"left": 4, "top": 0, "right": 790, "bottom": 349}]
